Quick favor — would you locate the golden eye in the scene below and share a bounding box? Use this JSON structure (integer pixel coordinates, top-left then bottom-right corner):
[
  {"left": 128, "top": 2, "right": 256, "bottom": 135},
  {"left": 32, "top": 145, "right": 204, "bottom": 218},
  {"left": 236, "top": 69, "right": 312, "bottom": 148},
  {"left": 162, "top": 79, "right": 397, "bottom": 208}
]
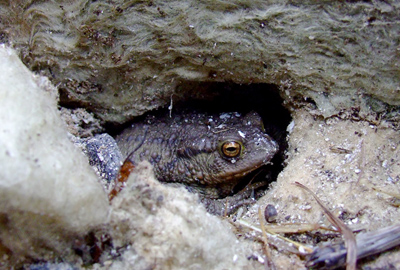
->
[{"left": 221, "top": 141, "right": 242, "bottom": 158}]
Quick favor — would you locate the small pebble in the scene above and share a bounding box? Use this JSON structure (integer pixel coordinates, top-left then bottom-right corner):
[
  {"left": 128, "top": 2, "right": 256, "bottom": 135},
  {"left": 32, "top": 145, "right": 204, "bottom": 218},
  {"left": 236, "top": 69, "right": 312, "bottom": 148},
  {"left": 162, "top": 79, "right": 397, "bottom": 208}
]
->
[
  {"left": 81, "top": 133, "right": 123, "bottom": 182},
  {"left": 264, "top": 204, "right": 278, "bottom": 223}
]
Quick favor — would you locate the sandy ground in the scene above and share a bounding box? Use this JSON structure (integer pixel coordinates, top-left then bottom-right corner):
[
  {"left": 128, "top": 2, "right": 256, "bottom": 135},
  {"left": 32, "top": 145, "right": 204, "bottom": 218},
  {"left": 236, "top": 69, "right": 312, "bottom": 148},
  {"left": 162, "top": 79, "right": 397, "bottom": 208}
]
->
[{"left": 240, "top": 108, "right": 400, "bottom": 269}]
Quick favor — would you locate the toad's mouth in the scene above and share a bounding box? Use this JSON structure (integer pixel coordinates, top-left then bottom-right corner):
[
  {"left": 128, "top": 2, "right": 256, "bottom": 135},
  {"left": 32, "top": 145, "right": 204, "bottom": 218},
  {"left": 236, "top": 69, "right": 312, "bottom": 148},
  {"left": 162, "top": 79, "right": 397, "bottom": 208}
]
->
[{"left": 214, "top": 159, "right": 272, "bottom": 183}]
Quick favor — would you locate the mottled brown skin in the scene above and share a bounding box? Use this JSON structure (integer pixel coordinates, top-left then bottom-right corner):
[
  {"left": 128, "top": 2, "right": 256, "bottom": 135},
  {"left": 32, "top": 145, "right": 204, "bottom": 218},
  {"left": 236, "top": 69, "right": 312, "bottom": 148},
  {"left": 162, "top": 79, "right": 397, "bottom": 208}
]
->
[{"left": 116, "top": 111, "right": 278, "bottom": 202}]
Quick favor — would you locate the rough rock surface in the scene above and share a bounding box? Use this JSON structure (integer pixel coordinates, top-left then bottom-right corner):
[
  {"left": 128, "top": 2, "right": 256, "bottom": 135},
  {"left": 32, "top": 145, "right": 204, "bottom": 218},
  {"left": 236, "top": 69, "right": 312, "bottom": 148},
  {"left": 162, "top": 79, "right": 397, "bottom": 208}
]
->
[
  {"left": 60, "top": 107, "right": 103, "bottom": 138},
  {"left": 0, "top": 45, "right": 109, "bottom": 265},
  {"left": 108, "top": 161, "right": 259, "bottom": 270},
  {"left": 80, "top": 133, "right": 122, "bottom": 182},
  {"left": 1, "top": 1, "right": 399, "bottom": 122}
]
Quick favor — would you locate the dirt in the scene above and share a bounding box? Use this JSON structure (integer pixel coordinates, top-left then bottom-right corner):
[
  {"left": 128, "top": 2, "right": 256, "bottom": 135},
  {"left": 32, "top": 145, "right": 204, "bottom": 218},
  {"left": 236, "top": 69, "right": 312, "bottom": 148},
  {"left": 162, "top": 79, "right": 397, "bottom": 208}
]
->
[{"left": 240, "top": 108, "right": 400, "bottom": 269}]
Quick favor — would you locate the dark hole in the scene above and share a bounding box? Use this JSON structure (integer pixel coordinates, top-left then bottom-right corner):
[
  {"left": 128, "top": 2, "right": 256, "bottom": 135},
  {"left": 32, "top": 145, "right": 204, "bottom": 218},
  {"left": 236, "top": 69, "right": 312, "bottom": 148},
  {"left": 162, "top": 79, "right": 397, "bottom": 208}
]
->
[{"left": 175, "top": 82, "right": 290, "bottom": 138}]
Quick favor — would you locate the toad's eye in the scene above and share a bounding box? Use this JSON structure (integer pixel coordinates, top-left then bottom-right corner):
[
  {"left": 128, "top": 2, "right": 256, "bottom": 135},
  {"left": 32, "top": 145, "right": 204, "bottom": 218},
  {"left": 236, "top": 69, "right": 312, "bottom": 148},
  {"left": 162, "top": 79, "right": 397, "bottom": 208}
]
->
[{"left": 220, "top": 141, "right": 243, "bottom": 158}]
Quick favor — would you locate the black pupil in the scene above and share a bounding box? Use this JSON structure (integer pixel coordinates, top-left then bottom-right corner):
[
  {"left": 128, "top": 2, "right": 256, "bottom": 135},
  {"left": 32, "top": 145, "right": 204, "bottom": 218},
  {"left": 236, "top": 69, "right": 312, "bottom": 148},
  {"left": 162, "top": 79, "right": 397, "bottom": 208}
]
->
[{"left": 226, "top": 146, "right": 237, "bottom": 152}]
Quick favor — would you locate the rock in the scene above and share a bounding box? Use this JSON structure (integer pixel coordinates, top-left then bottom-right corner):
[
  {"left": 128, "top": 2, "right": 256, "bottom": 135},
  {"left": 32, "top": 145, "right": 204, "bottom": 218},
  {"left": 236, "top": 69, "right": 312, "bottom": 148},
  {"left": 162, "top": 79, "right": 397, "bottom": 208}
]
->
[
  {"left": 108, "top": 161, "right": 256, "bottom": 270},
  {"left": 23, "top": 262, "right": 78, "bottom": 270},
  {"left": 1, "top": 1, "right": 399, "bottom": 122},
  {"left": 0, "top": 45, "right": 109, "bottom": 264},
  {"left": 59, "top": 108, "right": 103, "bottom": 138},
  {"left": 81, "top": 133, "right": 122, "bottom": 182}
]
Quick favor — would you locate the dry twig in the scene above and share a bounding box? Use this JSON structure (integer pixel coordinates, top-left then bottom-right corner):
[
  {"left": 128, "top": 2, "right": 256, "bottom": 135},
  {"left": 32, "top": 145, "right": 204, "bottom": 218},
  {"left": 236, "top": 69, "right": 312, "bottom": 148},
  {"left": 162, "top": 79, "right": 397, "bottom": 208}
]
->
[
  {"left": 307, "top": 224, "right": 400, "bottom": 269},
  {"left": 294, "top": 182, "right": 357, "bottom": 270},
  {"left": 234, "top": 219, "right": 314, "bottom": 255}
]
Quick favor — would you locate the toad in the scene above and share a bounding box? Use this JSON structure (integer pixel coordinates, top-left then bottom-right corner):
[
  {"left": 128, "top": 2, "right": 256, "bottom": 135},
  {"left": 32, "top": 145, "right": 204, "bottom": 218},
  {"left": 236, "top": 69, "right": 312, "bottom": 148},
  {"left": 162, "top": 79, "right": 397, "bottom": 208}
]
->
[{"left": 116, "top": 111, "right": 278, "bottom": 214}]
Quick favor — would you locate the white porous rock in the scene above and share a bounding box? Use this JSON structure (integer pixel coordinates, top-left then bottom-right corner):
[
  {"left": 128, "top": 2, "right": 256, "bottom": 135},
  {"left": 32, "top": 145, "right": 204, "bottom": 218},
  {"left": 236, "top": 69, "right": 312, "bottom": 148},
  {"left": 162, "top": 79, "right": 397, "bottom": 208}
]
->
[
  {"left": 109, "top": 161, "right": 255, "bottom": 270},
  {"left": 1, "top": 1, "right": 399, "bottom": 122},
  {"left": 0, "top": 45, "right": 109, "bottom": 262}
]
